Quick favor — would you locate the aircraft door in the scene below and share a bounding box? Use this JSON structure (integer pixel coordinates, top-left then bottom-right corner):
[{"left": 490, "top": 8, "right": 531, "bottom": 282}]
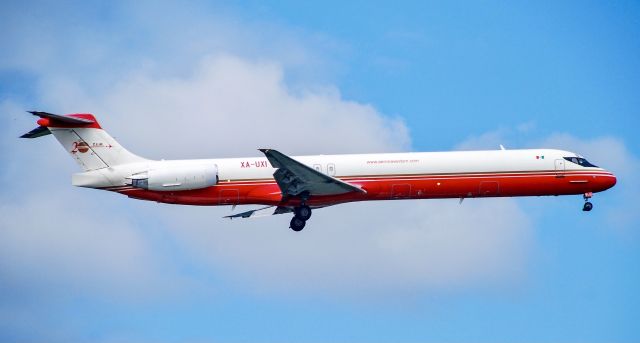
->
[
  {"left": 219, "top": 189, "right": 239, "bottom": 205},
  {"left": 555, "top": 159, "right": 565, "bottom": 177},
  {"left": 479, "top": 181, "right": 500, "bottom": 197},
  {"left": 391, "top": 184, "right": 411, "bottom": 199}
]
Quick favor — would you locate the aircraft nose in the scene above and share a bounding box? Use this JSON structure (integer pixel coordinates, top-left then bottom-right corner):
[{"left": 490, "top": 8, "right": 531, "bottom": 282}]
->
[{"left": 601, "top": 171, "right": 617, "bottom": 191}]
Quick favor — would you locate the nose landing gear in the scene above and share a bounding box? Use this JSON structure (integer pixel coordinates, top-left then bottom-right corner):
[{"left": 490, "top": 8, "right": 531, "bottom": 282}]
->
[
  {"left": 582, "top": 192, "right": 593, "bottom": 212},
  {"left": 289, "top": 205, "right": 312, "bottom": 231}
]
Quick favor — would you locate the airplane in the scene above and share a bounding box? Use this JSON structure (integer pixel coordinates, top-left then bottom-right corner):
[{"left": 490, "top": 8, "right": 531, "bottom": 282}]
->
[{"left": 21, "top": 111, "right": 617, "bottom": 231}]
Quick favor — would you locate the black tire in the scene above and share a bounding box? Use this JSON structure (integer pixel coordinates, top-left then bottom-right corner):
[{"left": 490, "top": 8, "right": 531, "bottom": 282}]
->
[
  {"left": 290, "top": 217, "right": 306, "bottom": 231},
  {"left": 583, "top": 202, "right": 593, "bottom": 212},
  {"left": 295, "top": 205, "right": 312, "bottom": 221}
]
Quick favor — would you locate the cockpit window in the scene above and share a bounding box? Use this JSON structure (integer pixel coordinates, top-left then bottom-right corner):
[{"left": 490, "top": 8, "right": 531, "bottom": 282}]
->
[{"left": 563, "top": 157, "right": 598, "bottom": 168}]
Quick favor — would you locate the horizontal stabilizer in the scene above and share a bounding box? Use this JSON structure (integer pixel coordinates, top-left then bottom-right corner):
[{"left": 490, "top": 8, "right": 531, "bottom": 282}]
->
[
  {"left": 28, "top": 111, "right": 95, "bottom": 125},
  {"left": 20, "top": 125, "right": 51, "bottom": 139}
]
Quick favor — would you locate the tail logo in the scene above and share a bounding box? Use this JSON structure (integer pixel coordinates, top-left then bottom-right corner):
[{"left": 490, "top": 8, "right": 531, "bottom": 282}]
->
[{"left": 71, "top": 141, "right": 90, "bottom": 154}]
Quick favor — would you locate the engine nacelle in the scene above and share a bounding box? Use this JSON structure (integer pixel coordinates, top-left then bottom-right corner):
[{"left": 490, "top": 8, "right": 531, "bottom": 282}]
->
[{"left": 129, "top": 164, "right": 218, "bottom": 191}]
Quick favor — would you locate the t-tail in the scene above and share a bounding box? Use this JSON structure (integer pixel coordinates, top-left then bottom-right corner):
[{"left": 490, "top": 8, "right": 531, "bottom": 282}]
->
[{"left": 20, "top": 111, "right": 147, "bottom": 171}]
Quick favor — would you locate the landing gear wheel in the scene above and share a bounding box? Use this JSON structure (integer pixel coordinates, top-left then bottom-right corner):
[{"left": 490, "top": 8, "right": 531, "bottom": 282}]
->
[
  {"left": 294, "top": 205, "right": 312, "bottom": 221},
  {"left": 582, "top": 192, "right": 594, "bottom": 212},
  {"left": 290, "top": 216, "right": 306, "bottom": 231}
]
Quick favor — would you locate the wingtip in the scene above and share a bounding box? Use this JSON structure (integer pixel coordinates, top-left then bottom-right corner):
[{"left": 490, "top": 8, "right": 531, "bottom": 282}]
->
[{"left": 20, "top": 126, "right": 51, "bottom": 139}]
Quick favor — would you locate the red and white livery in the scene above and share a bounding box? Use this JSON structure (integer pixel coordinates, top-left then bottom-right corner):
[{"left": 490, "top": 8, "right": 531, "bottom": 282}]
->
[{"left": 22, "top": 112, "right": 617, "bottom": 231}]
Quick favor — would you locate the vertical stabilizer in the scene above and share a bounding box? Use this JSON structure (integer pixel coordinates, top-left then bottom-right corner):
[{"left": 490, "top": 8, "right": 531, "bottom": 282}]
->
[{"left": 21, "top": 112, "right": 148, "bottom": 171}]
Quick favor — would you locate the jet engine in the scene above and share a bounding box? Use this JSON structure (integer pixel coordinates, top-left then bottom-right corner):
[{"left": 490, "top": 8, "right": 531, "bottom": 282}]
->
[{"left": 129, "top": 164, "right": 218, "bottom": 191}]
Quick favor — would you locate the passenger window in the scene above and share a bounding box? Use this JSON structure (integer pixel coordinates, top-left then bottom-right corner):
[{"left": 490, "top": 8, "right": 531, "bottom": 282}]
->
[{"left": 327, "top": 163, "right": 336, "bottom": 176}]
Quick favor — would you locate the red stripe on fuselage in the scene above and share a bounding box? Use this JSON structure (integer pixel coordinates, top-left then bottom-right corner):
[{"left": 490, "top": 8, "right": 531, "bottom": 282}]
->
[{"left": 110, "top": 170, "right": 617, "bottom": 207}]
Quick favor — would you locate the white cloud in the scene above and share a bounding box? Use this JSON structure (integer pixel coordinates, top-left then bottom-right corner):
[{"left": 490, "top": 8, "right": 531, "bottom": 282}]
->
[
  {"left": 39, "top": 55, "right": 411, "bottom": 158},
  {"left": 454, "top": 121, "right": 537, "bottom": 151},
  {"left": 2, "top": 0, "right": 544, "bottom": 306},
  {"left": 9, "top": 46, "right": 637, "bottom": 303},
  {"left": 160, "top": 198, "right": 532, "bottom": 298},
  {"left": 454, "top": 127, "right": 511, "bottom": 151},
  {"left": 0, "top": 1, "right": 342, "bottom": 90},
  {"left": 3, "top": 53, "right": 536, "bottom": 301},
  {"left": 2, "top": 1, "right": 637, "bottom": 341},
  {"left": 0, "top": 190, "right": 188, "bottom": 301}
]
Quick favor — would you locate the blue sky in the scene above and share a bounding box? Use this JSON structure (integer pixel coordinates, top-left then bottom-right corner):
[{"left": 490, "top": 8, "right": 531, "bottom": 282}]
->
[{"left": 1, "top": 1, "right": 639, "bottom": 342}]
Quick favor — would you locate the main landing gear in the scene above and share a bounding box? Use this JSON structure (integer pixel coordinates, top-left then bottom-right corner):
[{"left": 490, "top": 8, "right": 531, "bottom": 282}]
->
[
  {"left": 290, "top": 205, "right": 312, "bottom": 231},
  {"left": 582, "top": 192, "right": 593, "bottom": 212}
]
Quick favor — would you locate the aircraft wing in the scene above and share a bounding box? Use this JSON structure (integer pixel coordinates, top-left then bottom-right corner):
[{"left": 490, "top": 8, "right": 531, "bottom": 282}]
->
[{"left": 259, "top": 149, "right": 366, "bottom": 197}]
